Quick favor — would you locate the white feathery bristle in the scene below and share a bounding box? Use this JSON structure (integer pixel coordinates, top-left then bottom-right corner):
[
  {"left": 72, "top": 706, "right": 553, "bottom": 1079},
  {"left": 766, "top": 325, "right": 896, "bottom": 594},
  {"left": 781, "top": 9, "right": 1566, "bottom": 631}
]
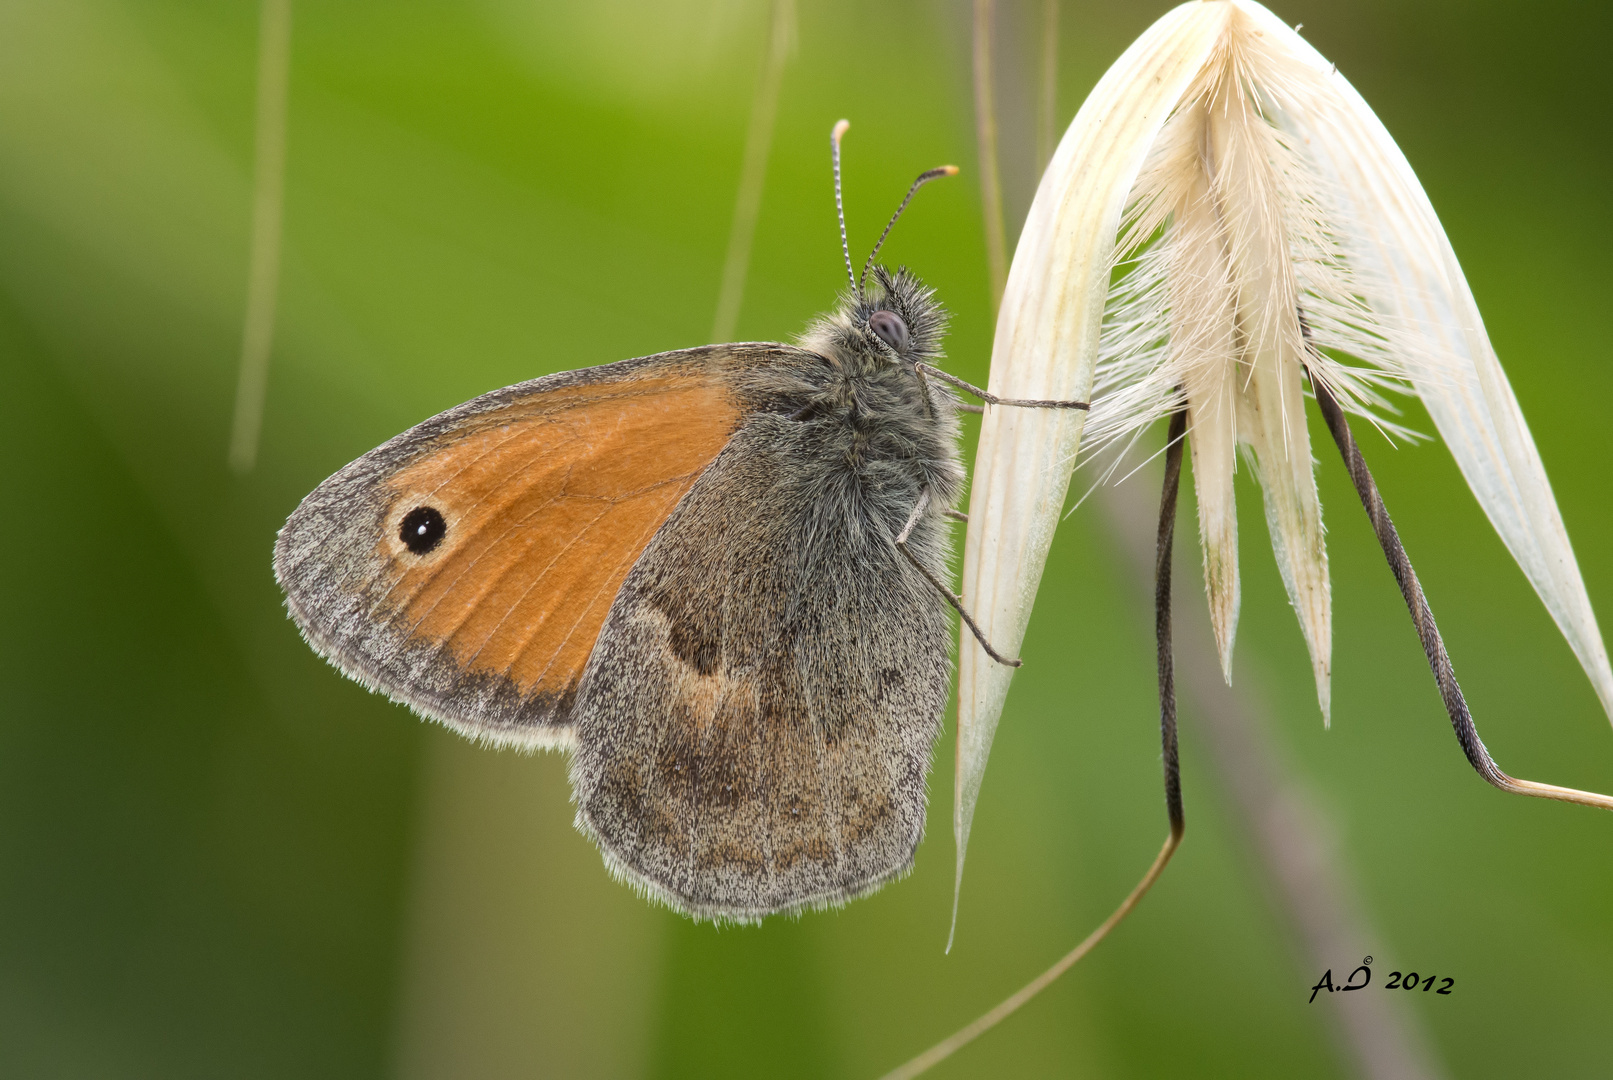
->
[{"left": 1086, "top": 9, "right": 1341, "bottom": 712}]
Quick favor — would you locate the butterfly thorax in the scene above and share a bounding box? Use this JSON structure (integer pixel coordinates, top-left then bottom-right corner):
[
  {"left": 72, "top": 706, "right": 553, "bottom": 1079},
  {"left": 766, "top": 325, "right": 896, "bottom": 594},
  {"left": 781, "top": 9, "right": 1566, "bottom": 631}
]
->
[{"left": 773, "top": 266, "right": 965, "bottom": 509}]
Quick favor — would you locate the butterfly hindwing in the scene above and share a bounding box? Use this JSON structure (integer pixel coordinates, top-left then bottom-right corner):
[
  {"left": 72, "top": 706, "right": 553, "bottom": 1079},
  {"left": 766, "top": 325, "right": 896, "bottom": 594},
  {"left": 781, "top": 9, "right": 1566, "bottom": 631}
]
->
[
  {"left": 568, "top": 403, "right": 952, "bottom": 919},
  {"left": 274, "top": 346, "right": 775, "bottom": 748}
]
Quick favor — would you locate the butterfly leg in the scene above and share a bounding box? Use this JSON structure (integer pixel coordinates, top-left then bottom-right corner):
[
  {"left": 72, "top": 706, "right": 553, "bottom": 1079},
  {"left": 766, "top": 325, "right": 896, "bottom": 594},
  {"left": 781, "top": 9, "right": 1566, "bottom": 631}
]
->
[
  {"left": 895, "top": 487, "right": 1021, "bottom": 668},
  {"left": 914, "top": 362, "right": 1089, "bottom": 411}
]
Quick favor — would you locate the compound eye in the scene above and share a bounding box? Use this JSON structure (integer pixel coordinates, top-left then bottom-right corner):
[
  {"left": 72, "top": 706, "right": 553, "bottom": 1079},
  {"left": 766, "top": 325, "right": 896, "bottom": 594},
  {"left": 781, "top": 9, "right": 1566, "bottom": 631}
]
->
[{"left": 868, "top": 310, "right": 910, "bottom": 353}]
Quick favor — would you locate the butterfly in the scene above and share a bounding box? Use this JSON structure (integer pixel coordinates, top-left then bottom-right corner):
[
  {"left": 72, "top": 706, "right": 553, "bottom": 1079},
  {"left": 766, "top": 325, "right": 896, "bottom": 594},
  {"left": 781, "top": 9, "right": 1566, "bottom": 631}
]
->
[{"left": 273, "top": 121, "right": 1085, "bottom": 922}]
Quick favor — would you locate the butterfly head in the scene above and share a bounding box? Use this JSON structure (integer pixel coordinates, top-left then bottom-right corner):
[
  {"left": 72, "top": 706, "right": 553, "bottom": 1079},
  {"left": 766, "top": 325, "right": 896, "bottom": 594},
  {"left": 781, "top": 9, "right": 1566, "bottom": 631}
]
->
[
  {"left": 856, "top": 265, "right": 946, "bottom": 364},
  {"left": 797, "top": 265, "right": 947, "bottom": 378}
]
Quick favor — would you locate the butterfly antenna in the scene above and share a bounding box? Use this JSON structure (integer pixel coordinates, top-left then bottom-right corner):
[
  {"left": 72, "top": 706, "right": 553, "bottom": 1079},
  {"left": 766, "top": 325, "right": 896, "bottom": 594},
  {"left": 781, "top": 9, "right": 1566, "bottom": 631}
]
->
[
  {"left": 860, "top": 165, "right": 959, "bottom": 293},
  {"left": 831, "top": 119, "right": 857, "bottom": 296}
]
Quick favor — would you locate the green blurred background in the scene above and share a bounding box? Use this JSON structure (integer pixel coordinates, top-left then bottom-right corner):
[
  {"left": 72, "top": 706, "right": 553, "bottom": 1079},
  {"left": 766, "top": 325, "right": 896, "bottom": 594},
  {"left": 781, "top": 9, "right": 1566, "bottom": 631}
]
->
[{"left": 1, "top": 0, "right": 1610, "bottom": 1076}]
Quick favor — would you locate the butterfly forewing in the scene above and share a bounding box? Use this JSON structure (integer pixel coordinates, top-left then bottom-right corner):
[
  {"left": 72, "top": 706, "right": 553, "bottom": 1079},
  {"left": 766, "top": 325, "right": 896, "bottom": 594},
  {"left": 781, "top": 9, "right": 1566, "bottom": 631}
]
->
[{"left": 273, "top": 348, "right": 750, "bottom": 748}]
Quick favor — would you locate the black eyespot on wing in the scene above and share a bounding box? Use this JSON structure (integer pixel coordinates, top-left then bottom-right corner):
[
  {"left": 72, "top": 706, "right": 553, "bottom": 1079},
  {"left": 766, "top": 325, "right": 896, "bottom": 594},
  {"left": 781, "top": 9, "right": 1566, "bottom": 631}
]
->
[
  {"left": 869, "top": 310, "right": 909, "bottom": 353},
  {"left": 400, "top": 506, "right": 447, "bottom": 554}
]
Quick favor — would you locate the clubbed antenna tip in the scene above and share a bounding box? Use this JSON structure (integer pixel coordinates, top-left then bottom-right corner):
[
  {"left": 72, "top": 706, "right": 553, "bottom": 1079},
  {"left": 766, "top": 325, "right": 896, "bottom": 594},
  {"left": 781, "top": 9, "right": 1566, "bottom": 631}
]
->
[{"left": 859, "top": 164, "right": 961, "bottom": 292}]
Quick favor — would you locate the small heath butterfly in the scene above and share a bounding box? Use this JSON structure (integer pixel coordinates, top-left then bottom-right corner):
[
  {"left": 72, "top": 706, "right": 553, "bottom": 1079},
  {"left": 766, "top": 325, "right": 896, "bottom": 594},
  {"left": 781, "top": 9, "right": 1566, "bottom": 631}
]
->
[{"left": 274, "top": 122, "right": 1085, "bottom": 922}]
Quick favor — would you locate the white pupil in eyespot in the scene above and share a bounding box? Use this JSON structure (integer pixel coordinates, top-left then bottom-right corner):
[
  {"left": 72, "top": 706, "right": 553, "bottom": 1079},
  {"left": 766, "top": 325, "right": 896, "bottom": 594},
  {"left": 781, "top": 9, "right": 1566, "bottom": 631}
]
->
[{"left": 400, "top": 505, "right": 448, "bottom": 554}]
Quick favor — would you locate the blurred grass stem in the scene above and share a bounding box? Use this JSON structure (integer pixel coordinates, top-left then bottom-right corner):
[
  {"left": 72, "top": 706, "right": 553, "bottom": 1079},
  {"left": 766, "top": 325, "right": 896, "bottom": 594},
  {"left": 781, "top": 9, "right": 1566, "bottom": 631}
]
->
[
  {"left": 228, "top": 0, "right": 291, "bottom": 474},
  {"left": 971, "top": 0, "right": 1007, "bottom": 315},
  {"left": 1036, "top": 0, "right": 1058, "bottom": 174},
  {"left": 711, "top": 0, "right": 794, "bottom": 342}
]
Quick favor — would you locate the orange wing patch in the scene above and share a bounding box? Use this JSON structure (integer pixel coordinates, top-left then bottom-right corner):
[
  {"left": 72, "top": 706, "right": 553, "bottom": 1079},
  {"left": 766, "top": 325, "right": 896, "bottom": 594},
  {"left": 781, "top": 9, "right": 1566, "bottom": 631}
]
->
[
  {"left": 274, "top": 357, "right": 750, "bottom": 751},
  {"left": 377, "top": 377, "right": 737, "bottom": 705}
]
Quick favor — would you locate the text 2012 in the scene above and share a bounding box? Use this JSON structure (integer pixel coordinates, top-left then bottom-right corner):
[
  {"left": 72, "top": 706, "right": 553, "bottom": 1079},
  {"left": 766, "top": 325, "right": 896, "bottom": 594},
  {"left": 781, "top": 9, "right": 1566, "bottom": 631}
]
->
[{"left": 1308, "top": 958, "right": 1455, "bottom": 1003}]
